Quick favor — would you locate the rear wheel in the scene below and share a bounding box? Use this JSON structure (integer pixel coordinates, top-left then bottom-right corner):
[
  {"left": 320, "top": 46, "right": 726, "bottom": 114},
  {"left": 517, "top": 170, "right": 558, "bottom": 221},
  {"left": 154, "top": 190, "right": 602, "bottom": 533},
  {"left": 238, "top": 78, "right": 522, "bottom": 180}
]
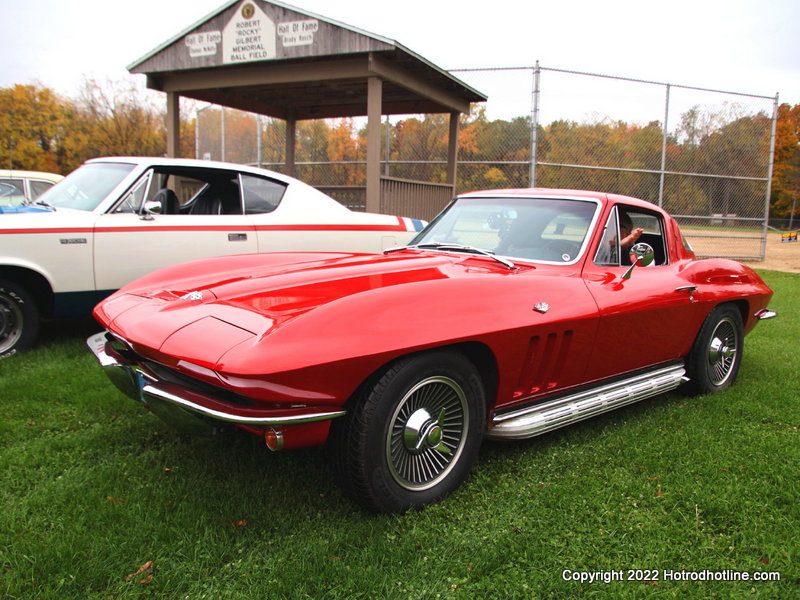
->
[
  {"left": 0, "top": 279, "right": 40, "bottom": 358},
  {"left": 332, "top": 351, "right": 485, "bottom": 513},
  {"left": 685, "top": 304, "right": 743, "bottom": 395}
]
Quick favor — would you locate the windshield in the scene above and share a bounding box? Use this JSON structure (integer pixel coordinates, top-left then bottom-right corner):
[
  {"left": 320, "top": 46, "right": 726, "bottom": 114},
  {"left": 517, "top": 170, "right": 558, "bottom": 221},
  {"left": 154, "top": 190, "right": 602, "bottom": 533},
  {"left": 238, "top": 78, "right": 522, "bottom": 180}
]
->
[
  {"left": 410, "top": 196, "right": 599, "bottom": 264},
  {"left": 34, "top": 162, "right": 136, "bottom": 211}
]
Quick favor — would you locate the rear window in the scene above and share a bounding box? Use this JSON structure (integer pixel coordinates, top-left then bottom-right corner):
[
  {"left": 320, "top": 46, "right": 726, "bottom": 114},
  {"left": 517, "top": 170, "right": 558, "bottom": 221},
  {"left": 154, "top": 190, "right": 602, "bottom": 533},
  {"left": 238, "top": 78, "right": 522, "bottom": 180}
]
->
[{"left": 241, "top": 174, "right": 286, "bottom": 214}]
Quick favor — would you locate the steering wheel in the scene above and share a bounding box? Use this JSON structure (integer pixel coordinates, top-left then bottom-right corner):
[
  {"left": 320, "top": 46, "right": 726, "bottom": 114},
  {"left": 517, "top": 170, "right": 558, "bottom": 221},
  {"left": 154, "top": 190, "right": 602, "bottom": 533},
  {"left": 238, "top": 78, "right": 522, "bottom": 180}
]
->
[{"left": 540, "top": 239, "right": 580, "bottom": 261}]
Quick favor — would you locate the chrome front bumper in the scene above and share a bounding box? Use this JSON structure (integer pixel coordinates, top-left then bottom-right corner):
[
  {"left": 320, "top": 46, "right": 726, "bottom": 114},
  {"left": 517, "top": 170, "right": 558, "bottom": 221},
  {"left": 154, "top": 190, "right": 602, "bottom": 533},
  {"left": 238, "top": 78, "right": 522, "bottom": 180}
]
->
[{"left": 87, "top": 332, "right": 345, "bottom": 432}]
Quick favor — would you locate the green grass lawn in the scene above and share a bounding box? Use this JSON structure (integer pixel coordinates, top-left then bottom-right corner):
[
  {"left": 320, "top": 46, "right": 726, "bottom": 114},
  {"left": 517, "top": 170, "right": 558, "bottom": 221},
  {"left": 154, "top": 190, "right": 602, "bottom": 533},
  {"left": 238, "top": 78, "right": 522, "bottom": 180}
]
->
[{"left": 1, "top": 271, "right": 798, "bottom": 599}]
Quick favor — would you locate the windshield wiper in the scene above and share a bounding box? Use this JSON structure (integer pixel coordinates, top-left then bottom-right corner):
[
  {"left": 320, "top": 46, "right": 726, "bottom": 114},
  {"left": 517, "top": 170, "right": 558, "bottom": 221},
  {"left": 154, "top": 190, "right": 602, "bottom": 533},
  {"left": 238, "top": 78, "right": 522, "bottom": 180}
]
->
[
  {"left": 385, "top": 242, "right": 516, "bottom": 269},
  {"left": 33, "top": 199, "right": 56, "bottom": 211}
]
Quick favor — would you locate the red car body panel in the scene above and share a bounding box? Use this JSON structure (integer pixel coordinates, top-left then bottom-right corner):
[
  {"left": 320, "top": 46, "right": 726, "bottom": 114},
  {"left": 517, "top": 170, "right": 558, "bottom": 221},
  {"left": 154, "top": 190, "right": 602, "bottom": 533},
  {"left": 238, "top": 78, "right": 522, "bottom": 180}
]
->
[
  {"left": 95, "top": 252, "right": 601, "bottom": 408},
  {"left": 91, "top": 189, "right": 774, "bottom": 449}
]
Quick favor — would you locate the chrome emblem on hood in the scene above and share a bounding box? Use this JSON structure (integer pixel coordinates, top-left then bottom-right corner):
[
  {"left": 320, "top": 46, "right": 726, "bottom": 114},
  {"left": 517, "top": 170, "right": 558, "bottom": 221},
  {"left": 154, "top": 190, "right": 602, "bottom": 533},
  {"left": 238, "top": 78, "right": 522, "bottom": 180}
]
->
[
  {"left": 533, "top": 302, "right": 550, "bottom": 314},
  {"left": 180, "top": 291, "right": 204, "bottom": 301}
]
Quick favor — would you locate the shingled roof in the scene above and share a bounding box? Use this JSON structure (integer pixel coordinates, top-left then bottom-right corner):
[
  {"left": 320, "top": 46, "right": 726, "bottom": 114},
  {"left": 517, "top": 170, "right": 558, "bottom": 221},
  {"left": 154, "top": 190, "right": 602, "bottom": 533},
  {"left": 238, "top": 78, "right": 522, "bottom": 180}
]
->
[{"left": 128, "top": 0, "right": 486, "bottom": 119}]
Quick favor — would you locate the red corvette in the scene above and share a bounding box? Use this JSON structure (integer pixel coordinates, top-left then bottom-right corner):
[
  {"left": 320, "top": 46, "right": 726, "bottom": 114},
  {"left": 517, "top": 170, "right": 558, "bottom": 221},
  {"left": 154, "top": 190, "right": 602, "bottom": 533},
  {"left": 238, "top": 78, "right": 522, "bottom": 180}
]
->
[{"left": 89, "top": 188, "right": 776, "bottom": 513}]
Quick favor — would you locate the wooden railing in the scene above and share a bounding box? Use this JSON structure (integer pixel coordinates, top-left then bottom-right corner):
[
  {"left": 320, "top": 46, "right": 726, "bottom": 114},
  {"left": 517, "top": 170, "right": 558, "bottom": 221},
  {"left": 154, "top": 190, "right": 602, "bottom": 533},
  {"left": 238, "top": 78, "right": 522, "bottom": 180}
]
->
[
  {"left": 379, "top": 177, "right": 454, "bottom": 222},
  {"left": 317, "top": 177, "right": 454, "bottom": 221},
  {"left": 314, "top": 185, "right": 366, "bottom": 211}
]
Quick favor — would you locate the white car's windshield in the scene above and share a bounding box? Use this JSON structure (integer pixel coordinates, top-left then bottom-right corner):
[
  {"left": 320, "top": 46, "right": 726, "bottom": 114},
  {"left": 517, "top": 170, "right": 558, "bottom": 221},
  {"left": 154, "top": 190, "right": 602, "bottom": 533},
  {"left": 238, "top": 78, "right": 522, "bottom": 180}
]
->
[
  {"left": 409, "top": 196, "right": 599, "bottom": 264},
  {"left": 35, "top": 162, "right": 135, "bottom": 211}
]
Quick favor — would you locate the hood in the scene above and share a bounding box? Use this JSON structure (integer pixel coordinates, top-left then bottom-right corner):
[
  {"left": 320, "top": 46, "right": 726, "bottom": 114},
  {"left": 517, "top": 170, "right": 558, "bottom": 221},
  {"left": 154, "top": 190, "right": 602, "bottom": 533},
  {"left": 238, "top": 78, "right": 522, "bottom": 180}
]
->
[
  {"left": 0, "top": 204, "right": 52, "bottom": 214},
  {"left": 0, "top": 207, "right": 93, "bottom": 229},
  {"left": 96, "top": 250, "right": 573, "bottom": 374}
]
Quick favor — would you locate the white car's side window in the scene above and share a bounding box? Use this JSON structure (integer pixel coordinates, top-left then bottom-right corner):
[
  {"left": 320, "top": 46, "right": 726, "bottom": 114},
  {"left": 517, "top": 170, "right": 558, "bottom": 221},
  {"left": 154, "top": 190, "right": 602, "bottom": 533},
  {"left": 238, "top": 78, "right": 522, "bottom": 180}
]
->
[
  {"left": 115, "top": 171, "right": 152, "bottom": 214},
  {"left": 29, "top": 179, "right": 56, "bottom": 199},
  {"left": 241, "top": 174, "right": 286, "bottom": 214}
]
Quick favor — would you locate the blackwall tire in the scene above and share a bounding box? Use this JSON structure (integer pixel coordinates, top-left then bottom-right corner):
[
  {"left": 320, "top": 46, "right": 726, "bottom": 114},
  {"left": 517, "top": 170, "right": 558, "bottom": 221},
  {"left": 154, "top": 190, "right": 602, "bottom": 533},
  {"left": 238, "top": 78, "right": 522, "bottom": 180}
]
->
[
  {"left": 685, "top": 304, "right": 743, "bottom": 396},
  {"left": 0, "top": 279, "right": 40, "bottom": 358},
  {"left": 332, "top": 350, "right": 486, "bottom": 514}
]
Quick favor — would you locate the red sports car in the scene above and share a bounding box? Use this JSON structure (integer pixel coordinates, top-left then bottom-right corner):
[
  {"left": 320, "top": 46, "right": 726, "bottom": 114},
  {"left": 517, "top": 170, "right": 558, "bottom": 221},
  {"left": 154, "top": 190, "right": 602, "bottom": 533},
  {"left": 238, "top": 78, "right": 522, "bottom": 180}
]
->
[{"left": 88, "top": 188, "right": 776, "bottom": 513}]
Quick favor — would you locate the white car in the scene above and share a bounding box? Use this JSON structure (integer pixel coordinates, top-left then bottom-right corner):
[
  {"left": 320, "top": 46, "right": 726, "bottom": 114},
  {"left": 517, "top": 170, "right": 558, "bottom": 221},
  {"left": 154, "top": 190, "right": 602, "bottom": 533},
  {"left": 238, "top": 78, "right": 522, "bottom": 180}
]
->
[
  {"left": 0, "top": 157, "right": 425, "bottom": 357},
  {"left": 0, "top": 169, "right": 63, "bottom": 211}
]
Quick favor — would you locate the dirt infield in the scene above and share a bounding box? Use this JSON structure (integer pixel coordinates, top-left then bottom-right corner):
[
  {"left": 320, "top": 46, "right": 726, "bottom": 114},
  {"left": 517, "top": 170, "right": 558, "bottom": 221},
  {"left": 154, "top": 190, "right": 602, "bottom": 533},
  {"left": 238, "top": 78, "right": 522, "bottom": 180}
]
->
[
  {"left": 741, "top": 232, "right": 799, "bottom": 274},
  {"left": 686, "top": 230, "right": 799, "bottom": 274}
]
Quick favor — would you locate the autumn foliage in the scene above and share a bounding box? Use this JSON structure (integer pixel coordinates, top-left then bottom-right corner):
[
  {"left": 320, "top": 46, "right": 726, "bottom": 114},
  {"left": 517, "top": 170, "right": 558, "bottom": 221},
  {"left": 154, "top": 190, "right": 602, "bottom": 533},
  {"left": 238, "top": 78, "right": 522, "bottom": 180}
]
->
[
  {"left": 0, "top": 80, "right": 797, "bottom": 220},
  {"left": 771, "top": 103, "right": 800, "bottom": 218}
]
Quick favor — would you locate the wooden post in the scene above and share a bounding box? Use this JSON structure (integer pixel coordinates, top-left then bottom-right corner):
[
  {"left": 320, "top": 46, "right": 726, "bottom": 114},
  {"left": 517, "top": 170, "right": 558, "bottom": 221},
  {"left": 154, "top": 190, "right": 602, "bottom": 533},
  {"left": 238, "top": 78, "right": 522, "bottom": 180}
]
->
[
  {"left": 446, "top": 111, "right": 460, "bottom": 185},
  {"left": 366, "top": 76, "right": 383, "bottom": 214},
  {"left": 166, "top": 92, "right": 180, "bottom": 158}
]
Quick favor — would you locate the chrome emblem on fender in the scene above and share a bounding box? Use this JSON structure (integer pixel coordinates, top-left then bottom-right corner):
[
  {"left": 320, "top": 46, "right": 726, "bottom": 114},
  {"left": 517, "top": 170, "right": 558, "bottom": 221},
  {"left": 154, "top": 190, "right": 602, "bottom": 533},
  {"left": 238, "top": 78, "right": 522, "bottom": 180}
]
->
[
  {"left": 533, "top": 302, "right": 550, "bottom": 314},
  {"left": 180, "top": 291, "right": 204, "bottom": 301}
]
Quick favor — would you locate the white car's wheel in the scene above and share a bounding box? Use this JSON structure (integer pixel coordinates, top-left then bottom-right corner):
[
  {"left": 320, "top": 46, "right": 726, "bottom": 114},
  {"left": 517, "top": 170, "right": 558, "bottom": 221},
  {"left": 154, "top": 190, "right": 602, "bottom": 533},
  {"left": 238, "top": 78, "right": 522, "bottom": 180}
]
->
[{"left": 0, "top": 279, "right": 39, "bottom": 358}]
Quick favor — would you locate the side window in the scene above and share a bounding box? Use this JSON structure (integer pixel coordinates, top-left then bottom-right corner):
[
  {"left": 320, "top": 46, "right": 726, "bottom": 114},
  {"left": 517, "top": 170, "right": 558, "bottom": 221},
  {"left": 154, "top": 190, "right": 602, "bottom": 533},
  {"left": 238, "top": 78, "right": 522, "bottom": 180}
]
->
[
  {"left": 115, "top": 171, "right": 152, "bottom": 213},
  {"left": 29, "top": 179, "right": 56, "bottom": 199},
  {"left": 594, "top": 206, "right": 668, "bottom": 266},
  {"left": 241, "top": 174, "right": 286, "bottom": 214},
  {"left": 187, "top": 178, "right": 242, "bottom": 215},
  {"left": 625, "top": 209, "right": 667, "bottom": 265},
  {"left": 594, "top": 207, "right": 621, "bottom": 266}
]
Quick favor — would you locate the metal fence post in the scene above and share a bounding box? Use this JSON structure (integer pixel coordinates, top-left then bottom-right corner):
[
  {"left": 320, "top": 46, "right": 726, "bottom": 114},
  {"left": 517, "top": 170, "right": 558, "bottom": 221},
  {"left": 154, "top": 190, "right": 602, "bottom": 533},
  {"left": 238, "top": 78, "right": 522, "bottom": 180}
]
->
[
  {"left": 658, "top": 83, "right": 670, "bottom": 207},
  {"left": 195, "top": 108, "right": 201, "bottom": 160},
  {"left": 384, "top": 115, "right": 391, "bottom": 177},
  {"left": 529, "top": 61, "right": 541, "bottom": 188},
  {"left": 761, "top": 93, "right": 780, "bottom": 257},
  {"left": 256, "top": 114, "right": 262, "bottom": 167},
  {"left": 221, "top": 108, "right": 226, "bottom": 162}
]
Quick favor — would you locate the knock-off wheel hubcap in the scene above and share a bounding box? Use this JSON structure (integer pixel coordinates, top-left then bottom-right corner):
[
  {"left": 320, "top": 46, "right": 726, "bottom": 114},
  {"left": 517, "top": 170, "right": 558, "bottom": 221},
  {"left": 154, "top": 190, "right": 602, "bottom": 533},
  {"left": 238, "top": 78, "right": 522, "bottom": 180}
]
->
[
  {"left": 403, "top": 408, "right": 450, "bottom": 454},
  {"left": 387, "top": 376, "right": 468, "bottom": 491},
  {"left": 706, "top": 317, "right": 739, "bottom": 386},
  {"left": 709, "top": 337, "right": 734, "bottom": 362}
]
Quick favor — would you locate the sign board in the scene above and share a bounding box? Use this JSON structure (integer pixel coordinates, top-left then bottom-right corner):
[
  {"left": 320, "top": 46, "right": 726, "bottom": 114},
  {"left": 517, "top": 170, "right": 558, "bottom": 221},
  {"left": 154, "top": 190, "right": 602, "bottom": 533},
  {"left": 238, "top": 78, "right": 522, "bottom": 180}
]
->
[
  {"left": 179, "top": 2, "right": 323, "bottom": 66},
  {"left": 132, "top": 0, "right": 398, "bottom": 75},
  {"left": 223, "top": 2, "right": 277, "bottom": 63},
  {"left": 185, "top": 32, "right": 222, "bottom": 58},
  {"left": 278, "top": 19, "right": 318, "bottom": 47}
]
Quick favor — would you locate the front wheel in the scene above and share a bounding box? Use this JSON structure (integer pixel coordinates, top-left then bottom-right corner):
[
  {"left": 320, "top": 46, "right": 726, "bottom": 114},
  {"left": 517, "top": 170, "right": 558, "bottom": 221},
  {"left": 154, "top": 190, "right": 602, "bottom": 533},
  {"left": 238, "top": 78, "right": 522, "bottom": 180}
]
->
[
  {"left": 332, "top": 351, "right": 486, "bottom": 513},
  {"left": 684, "top": 304, "right": 743, "bottom": 395},
  {"left": 0, "top": 279, "right": 40, "bottom": 358}
]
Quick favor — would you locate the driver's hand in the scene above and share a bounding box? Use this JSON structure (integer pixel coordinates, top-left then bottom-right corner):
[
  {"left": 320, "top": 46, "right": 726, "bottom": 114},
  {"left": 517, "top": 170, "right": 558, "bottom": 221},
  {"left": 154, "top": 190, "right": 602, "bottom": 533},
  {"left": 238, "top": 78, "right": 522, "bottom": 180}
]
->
[{"left": 621, "top": 227, "right": 643, "bottom": 247}]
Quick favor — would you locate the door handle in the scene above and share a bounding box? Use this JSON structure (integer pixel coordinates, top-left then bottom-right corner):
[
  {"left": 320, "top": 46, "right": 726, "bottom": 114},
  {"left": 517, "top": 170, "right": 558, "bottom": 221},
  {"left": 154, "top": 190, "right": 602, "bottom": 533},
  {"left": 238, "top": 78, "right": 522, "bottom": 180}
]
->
[
  {"left": 675, "top": 285, "right": 697, "bottom": 302},
  {"left": 228, "top": 233, "right": 248, "bottom": 242}
]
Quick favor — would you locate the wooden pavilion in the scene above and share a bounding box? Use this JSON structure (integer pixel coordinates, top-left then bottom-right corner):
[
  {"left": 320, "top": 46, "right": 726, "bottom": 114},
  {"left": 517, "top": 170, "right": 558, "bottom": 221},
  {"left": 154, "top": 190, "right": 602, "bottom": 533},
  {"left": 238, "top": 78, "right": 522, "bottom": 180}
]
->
[{"left": 128, "top": 0, "right": 486, "bottom": 219}]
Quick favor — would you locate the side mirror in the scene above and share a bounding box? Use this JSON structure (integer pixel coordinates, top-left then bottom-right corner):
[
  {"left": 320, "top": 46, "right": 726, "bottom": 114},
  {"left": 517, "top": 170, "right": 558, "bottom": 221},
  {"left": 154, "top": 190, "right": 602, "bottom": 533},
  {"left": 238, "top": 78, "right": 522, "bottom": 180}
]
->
[
  {"left": 140, "top": 199, "right": 162, "bottom": 220},
  {"left": 622, "top": 242, "right": 655, "bottom": 280}
]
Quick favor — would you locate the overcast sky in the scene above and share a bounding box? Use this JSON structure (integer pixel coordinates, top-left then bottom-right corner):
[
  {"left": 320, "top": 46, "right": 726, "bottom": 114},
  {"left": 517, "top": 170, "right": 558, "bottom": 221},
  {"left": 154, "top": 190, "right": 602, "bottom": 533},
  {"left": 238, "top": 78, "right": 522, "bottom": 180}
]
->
[{"left": 1, "top": 0, "right": 797, "bottom": 113}]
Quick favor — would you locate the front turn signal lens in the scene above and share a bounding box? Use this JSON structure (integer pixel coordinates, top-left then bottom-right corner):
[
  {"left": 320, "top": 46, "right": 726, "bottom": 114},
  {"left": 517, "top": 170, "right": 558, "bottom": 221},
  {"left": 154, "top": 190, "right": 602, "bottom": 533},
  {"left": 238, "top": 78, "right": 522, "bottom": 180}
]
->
[{"left": 264, "top": 426, "right": 284, "bottom": 451}]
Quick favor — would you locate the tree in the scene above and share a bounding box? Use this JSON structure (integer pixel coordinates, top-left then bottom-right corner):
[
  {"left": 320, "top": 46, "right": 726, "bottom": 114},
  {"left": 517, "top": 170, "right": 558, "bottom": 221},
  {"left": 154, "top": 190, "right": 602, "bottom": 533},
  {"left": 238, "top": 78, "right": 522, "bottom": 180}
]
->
[
  {"left": 326, "top": 119, "right": 365, "bottom": 185},
  {"left": 294, "top": 120, "right": 331, "bottom": 183},
  {"left": 0, "top": 83, "right": 66, "bottom": 172},
  {"left": 771, "top": 103, "right": 800, "bottom": 220},
  {"left": 388, "top": 115, "right": 450, "bottom": 182},
  {"left": 68, "top": 78, "right": 165, "bottom": 165}
]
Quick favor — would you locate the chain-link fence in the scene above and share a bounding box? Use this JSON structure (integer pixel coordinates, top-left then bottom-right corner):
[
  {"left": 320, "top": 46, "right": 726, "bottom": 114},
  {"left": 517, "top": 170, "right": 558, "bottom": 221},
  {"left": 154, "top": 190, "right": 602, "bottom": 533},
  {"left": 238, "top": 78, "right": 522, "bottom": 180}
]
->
[
  {"left": 195, "top": 63, "right": 779, "bottom": 260},
  {"left": 451, "top": 65, "right": 778, "bottom": 260}
]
